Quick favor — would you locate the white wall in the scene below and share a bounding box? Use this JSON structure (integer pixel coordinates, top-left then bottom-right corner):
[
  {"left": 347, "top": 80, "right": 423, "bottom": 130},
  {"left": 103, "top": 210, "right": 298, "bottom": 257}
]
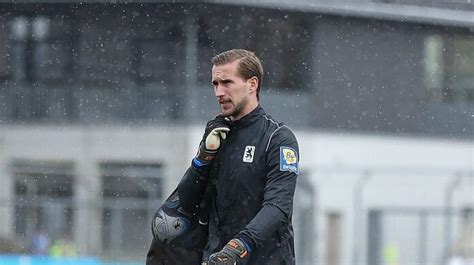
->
[
  {"left": 0, "top": 125, "right": 193, "bottom": 254},
  {"left": 297, "top": 131, "right": 473, "bottom": 265}
]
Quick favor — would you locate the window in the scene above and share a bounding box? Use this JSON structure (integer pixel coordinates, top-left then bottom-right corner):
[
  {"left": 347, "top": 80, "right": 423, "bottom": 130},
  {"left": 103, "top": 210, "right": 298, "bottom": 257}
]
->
[
  {"left": 424, "top": 34, "right": 474, "bottom": 103},
  {"left": 78, "top": 26, "right": 133, "bottom": 85},
  {"left": 0, "top": 19, "right": 12, "bottom": 121},
  {"left": 8, "top": 16, "right": 74, "bottom": 84},
  {"left": 31, "top": 16, "right": 74, "bottom": 83},
  {"left": 239, "top": 13, "right": 313, "bottom": 91},
  {"left": 100, "top": 162, "right": 162, "bottom": 256},
  {"left": 0, "top": 20, "right": 12, "bottom": 81},
  {"left": 444, "top": 36, "right": 474, "bottom": 102},
  {"left": 100, "top": 162, "right": 162, "bottom": 198},
  {"left": 134, "top": 20, "right": 184, "bottom": 85},
  {"left": 135, "top": 38, "right": 183, "bottom": 84},
  {"left": 9, "top": 16, "right": 29, "bottom": 83},
  {"left": 424, "top": 35, "right": 444, "bottom": 102},
  {"left": 197, "top": 8, "right": 313, "bottom": 91},
  {"left": 12, "top": 160, "right": 75, "bottom": 242},
  {"left": 5, "top": 15, "right": 76, "bottom": 122}
]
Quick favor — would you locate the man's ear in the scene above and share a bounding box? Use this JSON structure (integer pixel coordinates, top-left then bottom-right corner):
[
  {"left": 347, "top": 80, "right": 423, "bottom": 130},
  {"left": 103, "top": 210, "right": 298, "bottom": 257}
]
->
[{"left": 248, "top": 76, "right": 258, "bottom": 94}]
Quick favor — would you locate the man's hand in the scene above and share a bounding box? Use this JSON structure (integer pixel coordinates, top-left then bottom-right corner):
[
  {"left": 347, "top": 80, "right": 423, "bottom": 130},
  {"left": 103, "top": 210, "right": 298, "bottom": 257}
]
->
[
  {"left": 194, "top": 115, "right": 231, "bottom": 167},
  {"left": 208, "top": 238, "right": 249, "bottom": 265}
]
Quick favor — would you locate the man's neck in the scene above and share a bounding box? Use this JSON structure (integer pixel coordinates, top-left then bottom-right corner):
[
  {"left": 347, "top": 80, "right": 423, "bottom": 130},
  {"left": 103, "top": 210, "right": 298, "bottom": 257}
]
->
[{"left": 231, "top": 101, "right": 259, "bottom": 121}]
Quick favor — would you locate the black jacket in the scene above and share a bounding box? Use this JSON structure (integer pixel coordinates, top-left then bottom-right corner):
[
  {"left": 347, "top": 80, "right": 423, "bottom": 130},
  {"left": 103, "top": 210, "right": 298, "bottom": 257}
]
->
[
  {"left": 146, "top": 238, "right": 202, "bottom": 265},
  {"left": 179, "top": 106, "right": 299, "bottom": 265},
  {"left": 146, "top": 188, "right": 207, "bottom": 265}
]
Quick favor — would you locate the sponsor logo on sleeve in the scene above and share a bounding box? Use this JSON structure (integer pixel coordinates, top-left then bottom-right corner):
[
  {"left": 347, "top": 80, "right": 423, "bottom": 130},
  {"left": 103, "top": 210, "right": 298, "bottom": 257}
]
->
[{"left": 280, "top": 146, "right": 298, "bottom": 173}]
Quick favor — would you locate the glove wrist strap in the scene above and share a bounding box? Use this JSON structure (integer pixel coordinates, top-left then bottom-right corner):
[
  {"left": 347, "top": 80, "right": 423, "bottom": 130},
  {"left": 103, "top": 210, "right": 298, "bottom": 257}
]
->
[{"left": 229, "top": 239, "right": 248, "bottom": 259}]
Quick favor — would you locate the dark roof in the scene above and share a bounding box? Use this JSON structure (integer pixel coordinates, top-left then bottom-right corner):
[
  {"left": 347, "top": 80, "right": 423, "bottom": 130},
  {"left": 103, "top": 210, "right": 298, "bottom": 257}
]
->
[{"left": 2, "top": 0, "right": 474, "bottom": 28}]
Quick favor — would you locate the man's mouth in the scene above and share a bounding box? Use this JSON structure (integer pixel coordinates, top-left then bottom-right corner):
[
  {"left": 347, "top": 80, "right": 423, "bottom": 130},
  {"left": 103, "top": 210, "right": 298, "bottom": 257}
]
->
[{"left": 219, "top": 100, "right": 232, "bottom": 106}]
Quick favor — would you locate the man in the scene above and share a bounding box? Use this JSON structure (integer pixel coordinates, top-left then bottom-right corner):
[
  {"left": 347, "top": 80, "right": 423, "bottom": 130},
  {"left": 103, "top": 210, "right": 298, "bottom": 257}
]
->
[{"left": 178, "top": 49, "right": 299, "bottom": 265}]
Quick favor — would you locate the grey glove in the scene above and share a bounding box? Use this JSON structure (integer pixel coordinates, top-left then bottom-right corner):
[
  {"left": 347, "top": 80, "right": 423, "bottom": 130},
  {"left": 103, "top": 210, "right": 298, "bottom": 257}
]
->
[
  {"left": 194, "top": 115, "right": 231, "bottom": 167},
  {"left": 208, "top": 238, "right": 249, "bottom": 265}
]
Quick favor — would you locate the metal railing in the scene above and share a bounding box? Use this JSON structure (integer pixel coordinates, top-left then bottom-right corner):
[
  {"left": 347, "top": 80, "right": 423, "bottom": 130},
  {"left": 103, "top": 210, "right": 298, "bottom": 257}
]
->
[
  {"left": 0, "top": 83, "right": 181, "bottom": 124},
  {"left": 367, "top": 207, "right": 472, "bottom": 265},
  {"left": 1, "top": 196, "right": 161, "bottom": 262}
]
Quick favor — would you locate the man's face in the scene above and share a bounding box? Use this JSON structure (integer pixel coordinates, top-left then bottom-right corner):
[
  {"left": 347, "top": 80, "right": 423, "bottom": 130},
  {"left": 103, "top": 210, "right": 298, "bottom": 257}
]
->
[{"left": 211, "top": 61, "right": 253, "bottom": 120}]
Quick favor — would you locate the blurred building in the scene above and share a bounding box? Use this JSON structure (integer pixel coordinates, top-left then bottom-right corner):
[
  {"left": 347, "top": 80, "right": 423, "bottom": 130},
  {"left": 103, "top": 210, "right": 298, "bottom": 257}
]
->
[{"left": 0, "top": 1, "right": 472, "bottom": 264}]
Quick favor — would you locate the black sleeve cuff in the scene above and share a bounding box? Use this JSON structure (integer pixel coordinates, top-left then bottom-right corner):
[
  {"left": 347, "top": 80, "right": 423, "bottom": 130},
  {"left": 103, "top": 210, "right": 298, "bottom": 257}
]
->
[{"left": 238, "top": 234, "right": 256, "bottom": 253}]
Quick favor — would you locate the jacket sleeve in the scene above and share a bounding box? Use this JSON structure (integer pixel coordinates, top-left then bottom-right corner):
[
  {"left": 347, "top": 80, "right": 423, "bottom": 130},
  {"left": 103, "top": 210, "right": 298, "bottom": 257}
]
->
[
  {"left": 238, "top": 127, "right": 299, "bottom": 248},
  {"left": 177, "top": 163, "right": 210, "bottom": 215}
]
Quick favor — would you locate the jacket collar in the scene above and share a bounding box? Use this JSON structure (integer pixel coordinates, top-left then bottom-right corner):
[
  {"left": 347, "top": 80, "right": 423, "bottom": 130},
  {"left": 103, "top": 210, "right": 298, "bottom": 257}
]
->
[{"left": 232, "top": 105, "right": 264, "bottom": 129}]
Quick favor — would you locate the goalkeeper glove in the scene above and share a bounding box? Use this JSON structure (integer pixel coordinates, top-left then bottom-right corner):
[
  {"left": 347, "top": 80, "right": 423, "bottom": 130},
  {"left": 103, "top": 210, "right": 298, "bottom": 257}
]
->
[
  {"left": 193, "top": 115, "right": 231, "bottom": 167},
  {"left": 208, "top": 238, "right": 249, "bottom": 265}
]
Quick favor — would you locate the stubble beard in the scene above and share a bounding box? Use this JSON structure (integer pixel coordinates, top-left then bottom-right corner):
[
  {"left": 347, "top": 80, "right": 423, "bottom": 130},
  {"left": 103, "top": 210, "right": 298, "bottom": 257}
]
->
[{"left": 227, "top": 97, "right": 248, "bottom": 120}]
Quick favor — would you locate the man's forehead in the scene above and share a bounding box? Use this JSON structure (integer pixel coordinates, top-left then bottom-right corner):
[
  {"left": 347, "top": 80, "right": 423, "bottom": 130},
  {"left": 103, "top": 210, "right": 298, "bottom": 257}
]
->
[{"left": 212, "top": 61, "right": 239, "bottom": 76}]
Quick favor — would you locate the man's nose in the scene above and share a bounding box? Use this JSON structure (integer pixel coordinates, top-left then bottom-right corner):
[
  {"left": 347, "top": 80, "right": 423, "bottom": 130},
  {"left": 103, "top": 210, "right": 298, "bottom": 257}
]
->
[{"left": 215, "top": 85, "right": 225, "bottom": 97}]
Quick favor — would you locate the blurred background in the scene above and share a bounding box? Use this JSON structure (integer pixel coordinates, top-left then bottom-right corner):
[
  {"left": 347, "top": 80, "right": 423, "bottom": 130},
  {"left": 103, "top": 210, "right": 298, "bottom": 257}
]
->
[{"left": 0, "top": 0, "right": 473, "bottom": 264}]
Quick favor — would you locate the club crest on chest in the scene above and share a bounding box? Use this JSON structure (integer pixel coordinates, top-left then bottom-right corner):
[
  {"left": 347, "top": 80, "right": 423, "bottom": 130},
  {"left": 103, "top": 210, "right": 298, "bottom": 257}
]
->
[{"left": 243, "top": 145, "right": 256, "bottom": 163}]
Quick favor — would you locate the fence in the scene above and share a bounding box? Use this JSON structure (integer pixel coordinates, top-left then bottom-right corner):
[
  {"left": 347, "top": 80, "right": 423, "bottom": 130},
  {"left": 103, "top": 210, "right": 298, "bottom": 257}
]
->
[
  {"left": 2, "top": 196, "right": 160, "bottom": 262},
  {"left": 367, "top": 207, "right": 473, "bottom": 265},
  {"left": 1, "top": 175, "right": 317, "bottom": 264}
]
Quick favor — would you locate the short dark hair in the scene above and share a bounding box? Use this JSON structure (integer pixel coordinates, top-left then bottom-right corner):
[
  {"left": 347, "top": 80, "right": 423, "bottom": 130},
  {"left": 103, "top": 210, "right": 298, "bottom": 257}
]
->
[{"left": 212, "top": 49, "right": 263, "bottom": 100}]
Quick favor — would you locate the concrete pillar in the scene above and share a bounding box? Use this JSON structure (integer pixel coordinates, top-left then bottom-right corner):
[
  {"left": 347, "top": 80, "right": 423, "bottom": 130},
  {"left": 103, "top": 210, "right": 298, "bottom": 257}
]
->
[
  {"left": 74, "top": 131, "right": 102, "bottom": 256},
  {"left": 163, "top": 128, "right": 193, "bottom": 198},
  {"left": 184, "top": 12, "right": 199, "bottom": 122},
  {"left": 0, "top": 132, "right": 14, "bottom": 240}
]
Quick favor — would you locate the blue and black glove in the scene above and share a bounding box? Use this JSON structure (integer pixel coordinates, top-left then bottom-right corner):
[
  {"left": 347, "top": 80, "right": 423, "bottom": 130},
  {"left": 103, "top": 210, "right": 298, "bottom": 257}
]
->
[
  {"left": 208, "top": 238, "right": 250, "bottom": 265},
  {"left": 193, "top": 115, "right": 231, "bottom": 168}
]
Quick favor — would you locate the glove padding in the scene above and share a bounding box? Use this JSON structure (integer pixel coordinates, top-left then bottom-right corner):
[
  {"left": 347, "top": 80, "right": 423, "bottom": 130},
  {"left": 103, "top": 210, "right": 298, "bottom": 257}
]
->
[
  {"left": 208, "top": 238, "right": 248, "bottom": 265},
  {"left": 195, "top": 115, "right": 231, "bottom": 166}
]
